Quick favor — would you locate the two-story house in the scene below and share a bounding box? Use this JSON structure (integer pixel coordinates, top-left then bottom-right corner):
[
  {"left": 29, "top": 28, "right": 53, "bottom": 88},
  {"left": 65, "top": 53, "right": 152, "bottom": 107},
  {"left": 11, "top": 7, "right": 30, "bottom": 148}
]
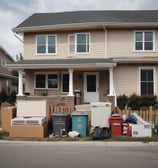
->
[{"left": 8, "top": 10, "right": 158, "bottom": 107}]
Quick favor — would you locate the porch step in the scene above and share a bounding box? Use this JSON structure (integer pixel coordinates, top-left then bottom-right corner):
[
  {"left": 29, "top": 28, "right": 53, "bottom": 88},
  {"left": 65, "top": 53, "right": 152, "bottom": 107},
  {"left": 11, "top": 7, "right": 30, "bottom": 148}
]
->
[{"left": 75, "top": 104, "right": 91, "bottom": 112}]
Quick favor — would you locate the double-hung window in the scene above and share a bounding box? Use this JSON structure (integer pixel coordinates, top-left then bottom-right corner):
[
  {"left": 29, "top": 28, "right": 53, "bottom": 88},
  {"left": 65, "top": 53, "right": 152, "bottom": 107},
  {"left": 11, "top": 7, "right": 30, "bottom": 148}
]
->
[
  {"left": 76, "top": 33, "right": 90, "bottom": 53},
  {"left": 1, "top": 59, "right": 7, "bottom": 67},
  {"left": 36, "top": 35, "right": 57, "bottom": 54},
  {"left": 35, "top": 73, "right": 58, "bottom": 89},
  {"left": 135, "top": 31, "right": 154, "bottom": 51},
  {"left": 140, "top": 68, "right": 155, "bottom": 95}
]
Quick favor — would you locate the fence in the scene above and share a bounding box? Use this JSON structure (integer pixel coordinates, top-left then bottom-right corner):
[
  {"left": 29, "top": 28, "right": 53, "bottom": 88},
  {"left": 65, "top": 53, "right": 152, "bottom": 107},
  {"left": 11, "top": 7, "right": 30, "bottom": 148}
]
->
[
  {"left": 50, "top": 105, "right": 75, "bottom": 114},
  {"left": 114, "top": 106, "right": 158, "bottom": 125}
]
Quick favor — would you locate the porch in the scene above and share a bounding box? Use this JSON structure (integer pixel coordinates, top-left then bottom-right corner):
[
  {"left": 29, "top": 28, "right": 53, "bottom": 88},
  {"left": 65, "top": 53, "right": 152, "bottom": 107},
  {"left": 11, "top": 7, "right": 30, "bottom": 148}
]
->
[{"left": 8, "top": 58, "right": 116, "bottom": 106}]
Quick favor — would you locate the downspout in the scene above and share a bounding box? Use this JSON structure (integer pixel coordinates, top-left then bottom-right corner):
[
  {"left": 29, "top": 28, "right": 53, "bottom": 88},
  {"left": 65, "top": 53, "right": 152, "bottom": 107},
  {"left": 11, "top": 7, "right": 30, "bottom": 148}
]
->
[{"left": 103, "top": 25, "right": 117, "bottom": 107}]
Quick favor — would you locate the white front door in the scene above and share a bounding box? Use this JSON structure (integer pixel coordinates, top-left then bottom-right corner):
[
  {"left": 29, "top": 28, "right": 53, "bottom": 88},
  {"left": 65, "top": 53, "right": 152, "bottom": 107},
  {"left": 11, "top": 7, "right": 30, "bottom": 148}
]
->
[{"left": 84, "top": 72, "right": 99, "bottom": 103}]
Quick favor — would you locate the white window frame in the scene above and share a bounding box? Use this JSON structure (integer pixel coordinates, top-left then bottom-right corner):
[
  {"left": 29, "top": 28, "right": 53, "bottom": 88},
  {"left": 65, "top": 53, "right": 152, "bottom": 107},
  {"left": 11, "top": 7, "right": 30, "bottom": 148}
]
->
[
  {"left": 138, "top": 67, "right": 156, "bottom": 95},
  {"left": 36, "top": 34, "right": 57, "bottom": 55},
  {"left": 34, "top": 72, "right": 59, "bottom": 90},
  {"left": 61, "top": 72, "right": 69, "bottom": 93},
  {"left": 134, "top": 31, "right": 155, "bottom": 52},
  {"left": 75, "top": 33, "right": 90, "bottom": 54}
]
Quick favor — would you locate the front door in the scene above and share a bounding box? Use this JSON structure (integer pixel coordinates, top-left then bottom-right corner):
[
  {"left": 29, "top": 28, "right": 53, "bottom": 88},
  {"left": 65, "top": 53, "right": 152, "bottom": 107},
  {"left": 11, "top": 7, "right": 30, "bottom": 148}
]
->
[{"left": 84, "top": 72, "right": 99, "bottom": 103}]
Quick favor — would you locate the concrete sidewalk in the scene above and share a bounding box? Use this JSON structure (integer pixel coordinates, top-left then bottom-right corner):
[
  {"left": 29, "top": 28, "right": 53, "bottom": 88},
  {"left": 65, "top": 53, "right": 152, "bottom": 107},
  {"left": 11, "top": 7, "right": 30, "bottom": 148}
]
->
[{"left": 0, "top": 140, "right": 158, "bottom": 147}]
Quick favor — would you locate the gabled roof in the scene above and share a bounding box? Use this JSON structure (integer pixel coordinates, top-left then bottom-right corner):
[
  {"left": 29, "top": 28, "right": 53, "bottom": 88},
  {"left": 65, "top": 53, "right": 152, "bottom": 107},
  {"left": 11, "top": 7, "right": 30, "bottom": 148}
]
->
[
  {"left": 13, "top": 10, "right": 158, "bottom": 32},
  {"left": 0, "top": 46, "right": 14, "bottom": 62}
]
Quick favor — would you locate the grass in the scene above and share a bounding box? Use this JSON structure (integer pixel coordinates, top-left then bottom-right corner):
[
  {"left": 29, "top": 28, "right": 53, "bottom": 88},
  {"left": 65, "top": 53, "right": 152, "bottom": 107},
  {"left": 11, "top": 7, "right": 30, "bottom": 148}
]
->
[{"left": 1, "top": 126, "right": 158, "bottom": 142}]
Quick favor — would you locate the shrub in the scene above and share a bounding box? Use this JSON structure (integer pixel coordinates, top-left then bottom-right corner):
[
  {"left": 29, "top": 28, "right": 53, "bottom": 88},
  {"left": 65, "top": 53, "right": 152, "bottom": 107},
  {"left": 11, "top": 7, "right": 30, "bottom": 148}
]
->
[
  {"left": 117, "top": 94, "right": 157, "bottom": 110},
  {"left": 7, "top": 91, "right": 17, "bottom": 105},
  {"left": 117, "top": 94, "right": 128, "bottom": 110},
  {"left": 0, "top": 91, "right": 8, "bottom": 104}
]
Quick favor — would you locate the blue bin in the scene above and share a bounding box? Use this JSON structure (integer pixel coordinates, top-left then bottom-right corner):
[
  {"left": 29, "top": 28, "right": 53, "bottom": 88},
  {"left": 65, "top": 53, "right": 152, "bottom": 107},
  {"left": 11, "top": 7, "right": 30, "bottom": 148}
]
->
[{"left": 71, "top": 111, "right": 88, "bottom": 136}]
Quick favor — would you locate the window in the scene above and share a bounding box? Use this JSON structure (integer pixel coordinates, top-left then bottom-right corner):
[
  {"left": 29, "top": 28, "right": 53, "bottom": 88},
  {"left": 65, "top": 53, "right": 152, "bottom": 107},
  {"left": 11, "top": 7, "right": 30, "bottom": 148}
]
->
[
  {"left": 140, "top": 68, "right": 155, "bottom": 95},
  {"left": 48, "top": 74, "right": 58, "bottom": 89},
  {"left": 76, "top": 33, "right": 89, "bottom": 53},
  {"left": 36, "top": 74, "right": 46, "bottom": 88},
  {"left": 62, "top": 73, "right": 69, "bottom": 92},
  {"left": 1, "top": 59, "right": 6, "bottom": 67},
  {"left": 135, "top": 31, "right": 154, "bottom": 51},
  {"left": 36, "top": 35, "right": 57, "bottom": 54},
  {"left": 35, "top": 73, "right": 58, "bottom": 89}
]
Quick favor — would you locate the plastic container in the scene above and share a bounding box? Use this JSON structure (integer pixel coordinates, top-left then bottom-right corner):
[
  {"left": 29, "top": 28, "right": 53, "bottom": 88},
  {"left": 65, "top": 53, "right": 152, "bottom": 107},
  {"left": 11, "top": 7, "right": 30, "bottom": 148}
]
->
[
  {"left": 109, "top": 116, "right": 123, "bottom": 136},
  {"left": 71, "top": 111, "right": 88, "bottom": 136},
  {"left": 52, "top": 113, "right": 69, "bottom": 136}
]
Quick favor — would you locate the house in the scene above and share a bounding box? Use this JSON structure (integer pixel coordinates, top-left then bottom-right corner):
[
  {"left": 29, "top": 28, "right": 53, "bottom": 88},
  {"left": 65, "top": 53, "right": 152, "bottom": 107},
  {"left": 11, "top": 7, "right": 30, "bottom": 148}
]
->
[
  {"left": 0, "top": 46, "right": 17, "bottom": 94},
  {"left": 8, "top": 10, "right": 158, "bottom": 107}
]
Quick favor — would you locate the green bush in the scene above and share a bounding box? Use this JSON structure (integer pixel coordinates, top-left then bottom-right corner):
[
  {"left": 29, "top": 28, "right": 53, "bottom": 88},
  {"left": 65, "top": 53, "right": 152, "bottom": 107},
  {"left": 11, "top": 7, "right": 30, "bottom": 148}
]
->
[
  {"left": 7, "top": 91, "right": 17, "bottom": 105},
  {"left": 0, "top": 91, "right": 8, "bottom": 104},
  {"left": 117, "top": 94, "right": 128, "bottom": 110},
  {"left": 117, "top": 94, "right": 157, "bottom": 110}
]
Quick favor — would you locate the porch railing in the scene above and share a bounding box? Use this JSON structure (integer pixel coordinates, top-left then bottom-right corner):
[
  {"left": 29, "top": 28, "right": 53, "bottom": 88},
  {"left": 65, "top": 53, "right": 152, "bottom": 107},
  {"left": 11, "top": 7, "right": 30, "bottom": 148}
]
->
[{"left": 34, "top": 89, "right": 48, "bottom": 96}]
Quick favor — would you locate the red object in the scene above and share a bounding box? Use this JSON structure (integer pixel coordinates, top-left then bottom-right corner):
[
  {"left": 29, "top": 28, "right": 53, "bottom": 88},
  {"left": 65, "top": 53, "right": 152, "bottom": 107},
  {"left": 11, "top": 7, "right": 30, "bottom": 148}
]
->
[
  {"left": 122, "top": 123, "right": 131, "bottom": 136},
  {"left": 109, "top": 117, "right": 123, "bottom": 136}
]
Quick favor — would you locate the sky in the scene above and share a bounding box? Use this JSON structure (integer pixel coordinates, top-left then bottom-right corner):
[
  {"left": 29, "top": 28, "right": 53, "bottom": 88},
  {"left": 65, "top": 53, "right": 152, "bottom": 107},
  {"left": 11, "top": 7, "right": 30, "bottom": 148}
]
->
[{"left": 1, "top": 0, "right": 158, "bottom": 60}]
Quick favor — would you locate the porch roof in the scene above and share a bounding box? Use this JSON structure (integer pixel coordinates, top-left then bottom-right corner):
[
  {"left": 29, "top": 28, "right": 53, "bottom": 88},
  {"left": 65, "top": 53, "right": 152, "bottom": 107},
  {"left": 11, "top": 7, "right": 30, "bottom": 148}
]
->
[{"left": 7, "top": 58, "right": 116, "bottom": 70}]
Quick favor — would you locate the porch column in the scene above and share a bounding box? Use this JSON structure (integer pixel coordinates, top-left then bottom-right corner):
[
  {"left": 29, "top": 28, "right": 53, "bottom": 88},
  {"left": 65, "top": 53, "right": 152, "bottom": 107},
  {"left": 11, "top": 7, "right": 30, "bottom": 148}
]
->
[
  {"left": 109, "top": 67, "right": 114, "bottom": 96},
  {"left": 68, "top": 68, "right": 74, "bottom": 96},
  {"left": 17, "top": 70, "right": 24, "bottom": 96}
]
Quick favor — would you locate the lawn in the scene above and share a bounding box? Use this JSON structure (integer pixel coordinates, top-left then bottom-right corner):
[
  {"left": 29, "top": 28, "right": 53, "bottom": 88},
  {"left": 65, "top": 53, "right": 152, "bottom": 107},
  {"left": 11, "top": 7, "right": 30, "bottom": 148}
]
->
[{"left": 0, "top": 130, "right": 158, "bottom": 142}]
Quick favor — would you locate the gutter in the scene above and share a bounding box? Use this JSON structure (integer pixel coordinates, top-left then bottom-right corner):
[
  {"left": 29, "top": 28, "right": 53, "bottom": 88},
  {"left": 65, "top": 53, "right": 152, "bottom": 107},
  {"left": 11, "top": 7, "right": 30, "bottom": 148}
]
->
[{"left": 12, "top": 22, "right": 158, "bottom": 33}]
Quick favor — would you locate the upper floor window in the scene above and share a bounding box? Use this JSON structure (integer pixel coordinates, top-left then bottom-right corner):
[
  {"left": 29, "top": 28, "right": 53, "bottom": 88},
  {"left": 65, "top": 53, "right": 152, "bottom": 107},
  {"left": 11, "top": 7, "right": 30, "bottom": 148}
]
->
[
  {"left": 76, "top": 33, "right": 90, "bottom": 53},
  {"left": 68, "top": 33, "right": 90, "bottom": 54},
  {"left": 36, "top": 35, "right": 57, "bottom": 54},
  {"left": 135, "top": 31, "right": 154, "bottom": 51},
  {"left": 1, "top": 59, "right": 7, "bottom": 67}
]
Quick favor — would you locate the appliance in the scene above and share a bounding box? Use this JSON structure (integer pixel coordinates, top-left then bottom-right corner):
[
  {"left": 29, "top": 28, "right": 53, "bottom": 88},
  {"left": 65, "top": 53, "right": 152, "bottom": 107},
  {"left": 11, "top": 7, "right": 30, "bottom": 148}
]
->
[{"left": 11, "top": 116, "right": 47, "bottom": 126}]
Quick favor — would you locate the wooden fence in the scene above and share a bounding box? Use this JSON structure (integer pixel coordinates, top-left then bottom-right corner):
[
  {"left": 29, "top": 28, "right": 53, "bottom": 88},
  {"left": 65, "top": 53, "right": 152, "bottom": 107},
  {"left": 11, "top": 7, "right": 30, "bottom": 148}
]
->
[
  {"left": 114, "top": 106, "right": 158, "bottom": 125},
  {"left": 50, "top": 105, "right": 75, "bottom": 114}
]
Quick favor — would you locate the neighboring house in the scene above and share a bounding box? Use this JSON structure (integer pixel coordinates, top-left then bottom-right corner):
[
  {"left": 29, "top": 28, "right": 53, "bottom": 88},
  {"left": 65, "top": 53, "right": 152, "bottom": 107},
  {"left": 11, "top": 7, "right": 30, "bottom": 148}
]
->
[
  {"left": 0, "top": 46, "right": 17, "bottom": 94},
  {"left": 8, "top": 10, "right": 158, "bottom": 106}
]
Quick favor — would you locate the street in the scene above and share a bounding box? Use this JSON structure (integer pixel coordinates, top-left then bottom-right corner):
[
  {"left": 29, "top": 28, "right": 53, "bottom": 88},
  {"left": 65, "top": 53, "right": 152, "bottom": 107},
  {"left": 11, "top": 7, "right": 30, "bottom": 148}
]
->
[{"left": 0, "top": 141, "right": 158, "bottom": 168}]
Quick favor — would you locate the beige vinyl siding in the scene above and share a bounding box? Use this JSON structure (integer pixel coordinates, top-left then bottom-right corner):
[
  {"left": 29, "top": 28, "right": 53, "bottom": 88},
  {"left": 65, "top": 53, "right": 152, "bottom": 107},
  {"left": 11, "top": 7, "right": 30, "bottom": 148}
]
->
[
  {"left": 107, "top": 30, "right": 158, "bottom": 58},
  {"left": 114, "top": 65, "right": 139, "bottom": 96},
  {"left": 24, "top": 30, "right": 105, "bottom": 60}
]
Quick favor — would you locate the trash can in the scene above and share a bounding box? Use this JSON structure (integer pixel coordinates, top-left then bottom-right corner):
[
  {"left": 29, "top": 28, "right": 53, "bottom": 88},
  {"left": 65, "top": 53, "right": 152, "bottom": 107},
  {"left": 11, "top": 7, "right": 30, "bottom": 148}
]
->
[
  {"left": 109, "top": 116, "right": 123, "bottom": 136},
  {"left": 52, "top": 113, "right": 70, "bottom": 136},
  {"left": 74, "top": 90, "right": 81, "bottom": 105},
  {"left": 71, "top": 111, "right": 88, "bottom": 136}
]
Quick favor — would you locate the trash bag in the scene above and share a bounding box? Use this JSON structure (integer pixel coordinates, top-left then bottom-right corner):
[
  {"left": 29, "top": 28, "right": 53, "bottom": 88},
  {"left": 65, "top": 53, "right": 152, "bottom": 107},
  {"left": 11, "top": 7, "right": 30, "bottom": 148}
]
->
[{"left": 92, "top": 126, "right": 111, "bottom": 140}]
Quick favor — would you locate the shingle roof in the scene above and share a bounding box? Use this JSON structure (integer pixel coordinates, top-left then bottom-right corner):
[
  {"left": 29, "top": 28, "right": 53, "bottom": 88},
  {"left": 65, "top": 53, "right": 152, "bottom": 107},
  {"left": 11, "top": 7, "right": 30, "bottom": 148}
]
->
[
  {"left": 8, "top": 58, "right": 116, "bottom": 69},
  {"left": 15, "top": 10, "right": 158, "bottom": 28}
]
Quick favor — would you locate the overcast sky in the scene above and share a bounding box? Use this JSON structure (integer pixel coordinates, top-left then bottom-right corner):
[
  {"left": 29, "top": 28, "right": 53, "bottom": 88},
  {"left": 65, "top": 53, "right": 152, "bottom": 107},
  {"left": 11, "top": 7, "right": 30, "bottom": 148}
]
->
[{"left": 1, "top": 0, "right": 158, "bottom": 59}]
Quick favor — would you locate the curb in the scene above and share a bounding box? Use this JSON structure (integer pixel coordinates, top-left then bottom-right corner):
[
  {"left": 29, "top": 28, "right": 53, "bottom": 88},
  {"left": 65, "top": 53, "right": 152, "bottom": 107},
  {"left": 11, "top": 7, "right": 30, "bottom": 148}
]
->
[{"left": 0, "top": 140, "right": 158, "bottom": 147}]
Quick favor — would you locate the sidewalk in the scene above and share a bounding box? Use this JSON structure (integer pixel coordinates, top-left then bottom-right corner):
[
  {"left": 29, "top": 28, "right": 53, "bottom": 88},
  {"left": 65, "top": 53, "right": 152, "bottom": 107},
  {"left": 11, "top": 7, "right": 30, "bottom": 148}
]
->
[{"left": 0, "top": 140, "right": 158, "bottom": 147}]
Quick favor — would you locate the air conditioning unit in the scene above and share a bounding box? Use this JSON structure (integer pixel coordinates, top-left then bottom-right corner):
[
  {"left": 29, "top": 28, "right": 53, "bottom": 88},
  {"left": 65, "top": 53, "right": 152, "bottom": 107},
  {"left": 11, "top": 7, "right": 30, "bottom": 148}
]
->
[{"left": 11, "top": 116, "right": 47, "bottom": 126}]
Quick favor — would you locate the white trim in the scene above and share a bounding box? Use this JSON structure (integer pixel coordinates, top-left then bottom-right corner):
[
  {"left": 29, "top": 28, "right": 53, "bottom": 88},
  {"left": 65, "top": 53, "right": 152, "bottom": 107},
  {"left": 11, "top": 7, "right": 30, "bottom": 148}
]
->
[
  {"left": 75, "top": 32, "right": 90, "bottom": 54},
  {"left": 34, "top": 71, "right": 59, "bottom": 90},
  {"left": 133, "top": 30, "right": 155, "bottom": 52},
  {"left": 36, "top": 34, "right": 57, "bottom": 55},
  {"left": 138, "top": 66, "right": 156, "bottom": 95}
]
